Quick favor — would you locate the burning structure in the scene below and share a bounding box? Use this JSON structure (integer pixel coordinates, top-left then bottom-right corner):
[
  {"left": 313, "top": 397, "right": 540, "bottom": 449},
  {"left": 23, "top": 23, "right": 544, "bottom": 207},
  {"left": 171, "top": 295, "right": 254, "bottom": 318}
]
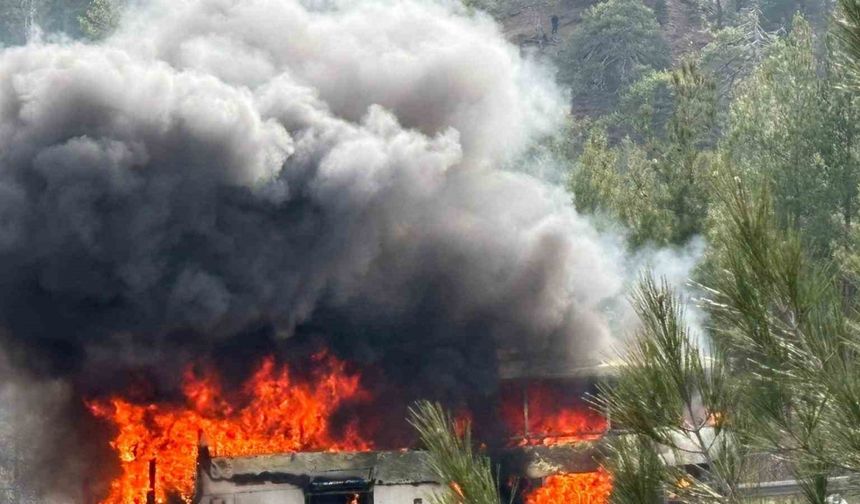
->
[
  {"left": 86, "top": 351, "right": 617, "bottom": 503},
  {"left": 0, "top": 0, "right": 702, "bottom": 502},
  {"left": 183, "top": 358, "right": 616, "bottom": 504}
]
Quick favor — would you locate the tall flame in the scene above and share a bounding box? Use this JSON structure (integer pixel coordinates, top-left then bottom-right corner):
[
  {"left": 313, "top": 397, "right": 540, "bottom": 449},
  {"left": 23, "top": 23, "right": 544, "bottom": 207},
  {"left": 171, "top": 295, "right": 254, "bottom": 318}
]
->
[
  {"left": 88, "top": 356, "right": 615, "bottom": 503},
  {"left": 87, "top": 352, "right": 371, "bottom": 503},
  {"left": 525, "top": 469, "right": 612, "bottom": 504}
]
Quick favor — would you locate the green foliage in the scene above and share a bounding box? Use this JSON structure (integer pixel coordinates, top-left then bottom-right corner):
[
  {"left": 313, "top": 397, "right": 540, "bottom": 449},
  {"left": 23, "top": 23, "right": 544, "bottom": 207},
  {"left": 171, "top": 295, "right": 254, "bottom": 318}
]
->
[
  {"left": 757, "top": 0, "right": 828, "bottom": 31},
  {"left": 835, "top": 0, "right": 860, "bottom": 87},
  {"left": 656, "top": 63, "right": 718, "bottom": 242},
  {"left": 570, "top": 130, "right": 678, "bottom": 246},
  {"left": 725, "top": 15, "right": 860, "bottom": 255},
  {"left": 616, "top": 69, "right": 675, "bottom": 141},
  {"left": 569, "top": 63, "right": 717, "bottom": 247},
  {"left": 600, "top": 175, "right": 860, "bottom": 502},
  {"left": 79, "top": 0, "right": 119, "bottom": 40},
  {"left": 557, "top": 0, "right": 670, "bottom": 109},
  {"left": 596, "top": 274, "right": 749, "bottom": 503},
  {"left": 703, "top": 174, "right": 860, "bottom": 483},
  {"left": 668, "top": 62, "right": 718, "bottom": 150},
  {"left": 408, "top": 401, "right": 503, "bottom": 504},
  {"left": 561, "top": 1, "right": 860, "bottom": 500},
  {"left": 570, "top": 131, "right": 621, "bottom": 215},
  {"left": 699, "top": 9, "right": 779, "bottom": 104},
  {"left": 654, "top": 0, "right": 669, "bottom": 26},
  {"left": 603, "top": 436, "right": 666, "bottom": 504}
]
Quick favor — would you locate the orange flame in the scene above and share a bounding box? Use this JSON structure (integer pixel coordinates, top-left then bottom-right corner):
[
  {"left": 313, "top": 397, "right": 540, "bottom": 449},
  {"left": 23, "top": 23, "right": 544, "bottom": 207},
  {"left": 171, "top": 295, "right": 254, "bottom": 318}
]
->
[
  {"left": 525, "top": 469, "right": 612, "bottom": 504},
  {"left": 522, "top": 406, "right": 607, "bottom": 446},
  {"left": 502, "top": 381, "right": 607, "bottom": 446},
  {"left": 88, "top": 352, "right": 371, "bottom": 503},
  {"left": 525, "top": 382, "right": 607, "bottom": 445}
]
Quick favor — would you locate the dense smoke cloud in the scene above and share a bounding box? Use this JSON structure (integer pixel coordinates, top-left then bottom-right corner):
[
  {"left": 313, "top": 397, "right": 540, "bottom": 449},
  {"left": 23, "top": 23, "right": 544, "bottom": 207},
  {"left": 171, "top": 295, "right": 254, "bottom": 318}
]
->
[
  {"left": 0, "top": 0, "right": 700, "bottom": 498},
  {"left": 0, "top": 0, "right": 627, "bottom": 383}
]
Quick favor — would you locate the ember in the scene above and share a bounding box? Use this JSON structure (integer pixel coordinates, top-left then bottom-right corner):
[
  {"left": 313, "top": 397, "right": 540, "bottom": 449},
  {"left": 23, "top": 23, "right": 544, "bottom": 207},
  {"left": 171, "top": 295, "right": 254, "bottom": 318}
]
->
[
  {"left": 87, "top": 352, "right": 371, "bottom": 503},
  {"left": 525, "top": 469, "right": 612, "bottom": 504}
]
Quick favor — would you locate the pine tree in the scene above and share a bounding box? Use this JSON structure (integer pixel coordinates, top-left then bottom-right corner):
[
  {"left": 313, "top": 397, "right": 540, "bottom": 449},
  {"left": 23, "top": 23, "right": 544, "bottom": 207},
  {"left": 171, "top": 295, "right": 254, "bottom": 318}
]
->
[
  {"left": 558, "top": 0, "right": 670, "bottom": 109},
  {"left": 600, "top": 172, "right": 860, "bottom": 502}
]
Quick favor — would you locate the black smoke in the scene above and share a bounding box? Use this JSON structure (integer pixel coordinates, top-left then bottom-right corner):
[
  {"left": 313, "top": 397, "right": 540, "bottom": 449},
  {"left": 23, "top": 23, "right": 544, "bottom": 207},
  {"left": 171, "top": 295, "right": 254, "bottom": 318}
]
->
[{"left": 0, "top": 0, "right": 642, "bottom": 499}]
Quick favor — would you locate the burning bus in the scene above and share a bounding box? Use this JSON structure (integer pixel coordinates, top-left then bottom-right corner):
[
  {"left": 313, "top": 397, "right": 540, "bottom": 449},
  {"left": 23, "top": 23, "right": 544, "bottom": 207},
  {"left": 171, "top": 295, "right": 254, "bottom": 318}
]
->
[{"left": 87, "top": 351, "right": 621, "bottom": 504}]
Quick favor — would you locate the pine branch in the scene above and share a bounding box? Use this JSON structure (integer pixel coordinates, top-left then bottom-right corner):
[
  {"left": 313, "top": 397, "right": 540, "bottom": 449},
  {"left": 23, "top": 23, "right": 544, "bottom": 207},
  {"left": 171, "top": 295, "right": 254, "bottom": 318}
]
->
[{"left": 408, "top": 401, "right": 502, "bottom": 504}]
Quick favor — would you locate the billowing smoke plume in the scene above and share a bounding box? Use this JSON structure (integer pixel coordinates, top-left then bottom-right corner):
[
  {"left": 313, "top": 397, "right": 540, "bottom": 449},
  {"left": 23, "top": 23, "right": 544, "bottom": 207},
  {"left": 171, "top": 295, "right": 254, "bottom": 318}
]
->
[
  {"left": 0, "top": 0, "right": 623, "bottom": 383},
  {"left": 0, "top": 0, "right": 694, "bottom": 499}
]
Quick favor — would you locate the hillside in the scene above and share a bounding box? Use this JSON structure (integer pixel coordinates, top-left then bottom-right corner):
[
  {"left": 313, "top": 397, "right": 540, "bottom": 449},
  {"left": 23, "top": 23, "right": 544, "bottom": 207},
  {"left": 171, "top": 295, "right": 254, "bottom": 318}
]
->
[
  {"left": 490, "top": 0, "right": 713, "bottom": 117},
  {"left": 497, "top": 0, "right": 710, "bottom": 59}
]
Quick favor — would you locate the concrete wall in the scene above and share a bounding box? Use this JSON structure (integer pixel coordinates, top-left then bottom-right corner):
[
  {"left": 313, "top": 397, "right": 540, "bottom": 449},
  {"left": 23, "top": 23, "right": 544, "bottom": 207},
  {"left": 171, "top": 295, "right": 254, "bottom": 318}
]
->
[
  {"left": 198, "top": 483, "right": 440, "bottom": 504},
  {"left": 198, "top": 487, "right": 304, "bottom": 504},
  {"left": 236, "top": 489, "right": 305, "bottom": 504},
  {"left": 374, "top": 483, "right": 442, "bottom": 504}
]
